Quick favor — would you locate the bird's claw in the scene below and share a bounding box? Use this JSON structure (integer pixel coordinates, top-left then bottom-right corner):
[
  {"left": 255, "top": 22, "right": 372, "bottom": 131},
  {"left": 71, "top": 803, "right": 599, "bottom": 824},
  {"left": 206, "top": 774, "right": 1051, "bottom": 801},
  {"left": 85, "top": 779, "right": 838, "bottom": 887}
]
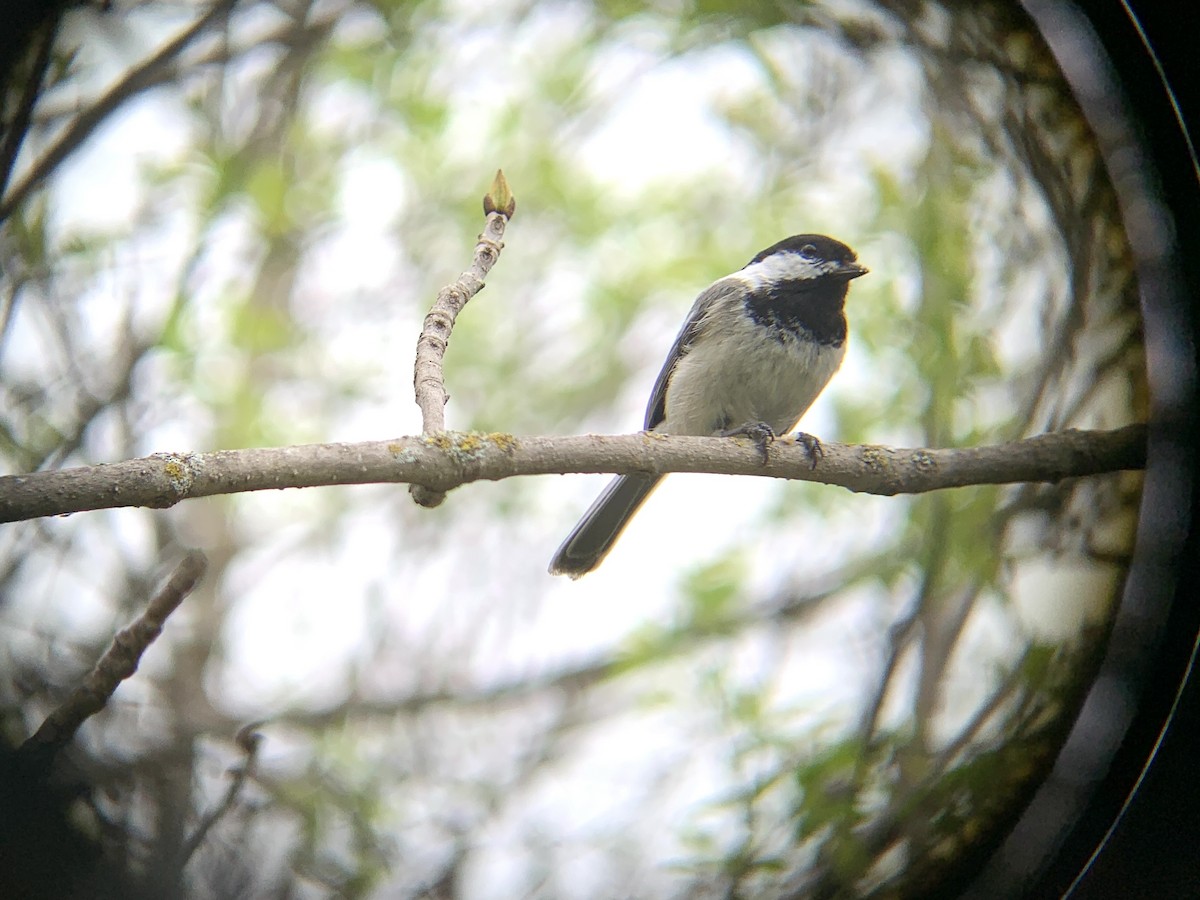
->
[
  {"left": 721, "top": 421, "right": 776, "bottom": 464},
  {"left": 794, "top": 431, "right": 823, "bottom": 470}
]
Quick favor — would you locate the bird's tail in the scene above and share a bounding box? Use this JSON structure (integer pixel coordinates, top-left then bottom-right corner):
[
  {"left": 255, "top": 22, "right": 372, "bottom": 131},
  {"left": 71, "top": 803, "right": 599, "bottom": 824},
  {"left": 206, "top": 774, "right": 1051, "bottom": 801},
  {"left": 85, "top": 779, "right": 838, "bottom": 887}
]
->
[{"left": 548, "top": 474, "right": 662, "bottom": 578}]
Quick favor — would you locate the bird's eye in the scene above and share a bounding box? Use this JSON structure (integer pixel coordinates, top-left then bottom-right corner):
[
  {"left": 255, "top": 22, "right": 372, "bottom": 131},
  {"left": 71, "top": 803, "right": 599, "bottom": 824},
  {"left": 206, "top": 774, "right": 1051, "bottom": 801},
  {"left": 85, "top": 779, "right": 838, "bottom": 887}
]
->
[{"left": 800, "top": 243, "right": 818, "bottom": 257}]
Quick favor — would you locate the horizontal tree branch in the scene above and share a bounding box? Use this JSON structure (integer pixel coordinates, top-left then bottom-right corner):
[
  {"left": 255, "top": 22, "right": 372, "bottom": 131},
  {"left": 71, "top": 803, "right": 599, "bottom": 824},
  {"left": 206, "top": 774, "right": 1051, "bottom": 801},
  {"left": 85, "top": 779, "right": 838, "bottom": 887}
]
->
[{"left": 0, "top": 425, "right": 1146, "bottom": 524}]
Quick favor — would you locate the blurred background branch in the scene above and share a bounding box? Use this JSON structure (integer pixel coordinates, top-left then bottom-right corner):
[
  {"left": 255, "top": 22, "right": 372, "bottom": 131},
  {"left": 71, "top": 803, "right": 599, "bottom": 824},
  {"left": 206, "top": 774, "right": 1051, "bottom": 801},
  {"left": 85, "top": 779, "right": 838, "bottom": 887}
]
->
[{"left": 20, "top": 549, "right": 206, "bottom": 758}]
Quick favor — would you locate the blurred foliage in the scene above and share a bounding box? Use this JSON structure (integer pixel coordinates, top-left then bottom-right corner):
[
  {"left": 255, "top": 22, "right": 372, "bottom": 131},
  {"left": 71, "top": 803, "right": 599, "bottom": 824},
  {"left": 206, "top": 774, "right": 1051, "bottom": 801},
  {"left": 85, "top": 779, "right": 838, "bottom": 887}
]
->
[{"left": 0, "top": 0, "right": 1145, "bottom": 898}]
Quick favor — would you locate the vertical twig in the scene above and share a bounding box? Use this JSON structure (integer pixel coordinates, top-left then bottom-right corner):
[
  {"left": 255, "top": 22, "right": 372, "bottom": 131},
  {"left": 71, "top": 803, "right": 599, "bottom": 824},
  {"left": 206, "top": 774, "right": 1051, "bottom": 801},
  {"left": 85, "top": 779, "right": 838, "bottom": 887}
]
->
[
  {"left": 177, "top": 722, "right": 263, "bottom": 869},
  {"left": 410, "top": 169, "right": 516, "bottom": 507}
]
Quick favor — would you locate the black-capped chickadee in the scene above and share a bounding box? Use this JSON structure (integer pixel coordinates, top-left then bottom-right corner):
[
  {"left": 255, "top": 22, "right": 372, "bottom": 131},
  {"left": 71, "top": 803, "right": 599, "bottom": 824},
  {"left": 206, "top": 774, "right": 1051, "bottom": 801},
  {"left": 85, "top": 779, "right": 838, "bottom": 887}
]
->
[{"left": 549, "top": 234, "right": 867, "bottom": 579}]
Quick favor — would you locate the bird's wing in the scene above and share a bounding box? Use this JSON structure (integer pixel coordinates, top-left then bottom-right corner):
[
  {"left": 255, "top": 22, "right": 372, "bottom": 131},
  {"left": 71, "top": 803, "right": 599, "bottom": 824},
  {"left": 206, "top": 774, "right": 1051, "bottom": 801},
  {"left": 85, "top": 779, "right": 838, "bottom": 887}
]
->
[{"left": 644, "top": 278, "right": 743, "bottom": 430}]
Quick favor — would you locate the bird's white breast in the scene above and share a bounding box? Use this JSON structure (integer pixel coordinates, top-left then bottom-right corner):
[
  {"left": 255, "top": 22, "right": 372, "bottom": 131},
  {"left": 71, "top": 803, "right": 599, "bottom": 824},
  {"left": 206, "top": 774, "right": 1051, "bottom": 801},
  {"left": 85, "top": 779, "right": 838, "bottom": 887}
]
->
[{"left": 658, "top": 290, "right": 845, "bottom": 437}]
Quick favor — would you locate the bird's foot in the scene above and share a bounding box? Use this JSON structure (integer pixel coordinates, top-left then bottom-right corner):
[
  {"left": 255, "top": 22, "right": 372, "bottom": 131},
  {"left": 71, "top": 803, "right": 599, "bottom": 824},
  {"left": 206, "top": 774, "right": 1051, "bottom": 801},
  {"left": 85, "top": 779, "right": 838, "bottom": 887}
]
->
[
  {"left": 721, "top": 421, "right": 776, "bottom": 464},
  {"left": 794, "top": 431, "right": 823, "bottom": 470}
]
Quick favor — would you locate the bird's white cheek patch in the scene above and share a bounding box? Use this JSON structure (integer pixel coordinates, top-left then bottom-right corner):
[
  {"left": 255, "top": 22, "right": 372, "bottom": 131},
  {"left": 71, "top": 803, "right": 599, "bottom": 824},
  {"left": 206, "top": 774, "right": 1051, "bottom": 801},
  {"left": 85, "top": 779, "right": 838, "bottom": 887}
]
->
[{"left": 737, "top": 254, "right": 824, "bottom": 289}]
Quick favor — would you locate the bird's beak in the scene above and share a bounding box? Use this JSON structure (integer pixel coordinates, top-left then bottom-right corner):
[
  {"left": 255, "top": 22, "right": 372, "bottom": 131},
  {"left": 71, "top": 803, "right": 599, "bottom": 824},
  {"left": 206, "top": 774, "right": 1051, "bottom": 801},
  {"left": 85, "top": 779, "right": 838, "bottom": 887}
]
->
[{"left": 840, "top": 261, "right": 869, "bottom": 280}]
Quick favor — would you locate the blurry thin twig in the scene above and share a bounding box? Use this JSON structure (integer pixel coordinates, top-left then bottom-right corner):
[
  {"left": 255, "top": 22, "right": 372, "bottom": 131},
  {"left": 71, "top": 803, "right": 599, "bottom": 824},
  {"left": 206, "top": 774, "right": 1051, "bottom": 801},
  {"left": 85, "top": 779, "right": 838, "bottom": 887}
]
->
[
  {"left": 178, "top": 722, "right": 263, "bottom": 868},
  {"left": 0, "top": 14, "right": 58, "bottom": 203},
  {"left": 20, "top": 550, "right": 208, "bottom": 758},
  {"left": 796, "top": 648, "right": 1035, "bottom": 900},
  {"left": 410, "top": 169, "right": 516, "bottom": 507},
  {"left": 0, "top": 0, "right": 237, "bottom": 222}
]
